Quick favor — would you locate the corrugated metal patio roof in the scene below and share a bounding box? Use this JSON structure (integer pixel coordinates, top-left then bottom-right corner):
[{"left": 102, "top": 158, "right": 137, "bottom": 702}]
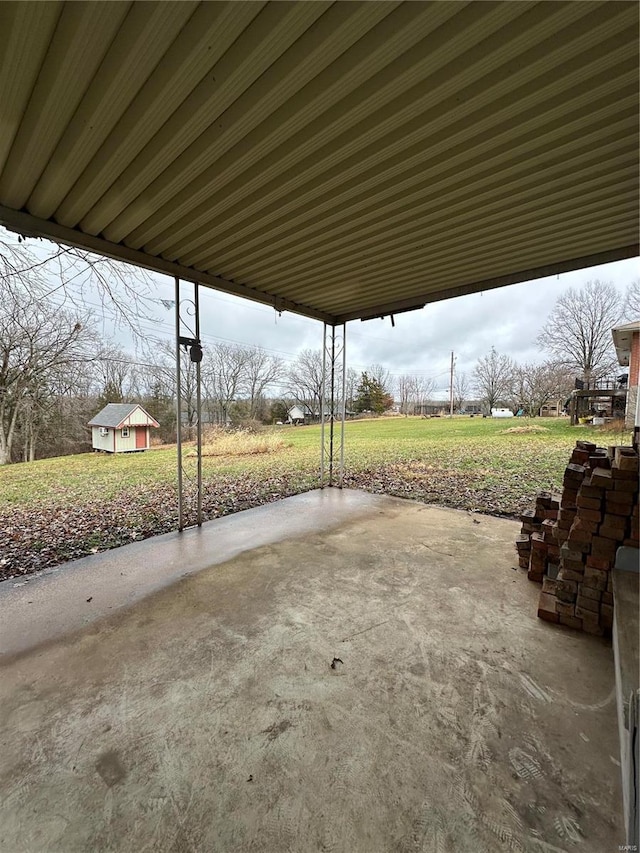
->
[{"left": 0, "top": 1, "right": 637, "bottom": 324}]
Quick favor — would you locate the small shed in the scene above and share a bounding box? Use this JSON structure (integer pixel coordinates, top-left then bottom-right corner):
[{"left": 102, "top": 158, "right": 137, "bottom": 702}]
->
[
  {"left": 539, "top": 398, "right": 565, "bottom": 417},
  {"left": 88, "top": 403, "right": 159, "bottom": 453}
]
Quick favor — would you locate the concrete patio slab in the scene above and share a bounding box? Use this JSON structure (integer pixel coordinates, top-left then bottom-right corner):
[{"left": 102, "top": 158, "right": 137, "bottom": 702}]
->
[
  {"left": 0, "top": 489, "right": 393, "bottom": 657},
  {"left": 0, "top": 491, "right": 623, "bottom": 852}
]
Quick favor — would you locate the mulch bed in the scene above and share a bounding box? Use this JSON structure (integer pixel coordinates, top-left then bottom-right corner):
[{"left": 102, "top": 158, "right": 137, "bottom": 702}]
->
[{"left": 0, "top": 462, "right": 544, "bottom": 581}]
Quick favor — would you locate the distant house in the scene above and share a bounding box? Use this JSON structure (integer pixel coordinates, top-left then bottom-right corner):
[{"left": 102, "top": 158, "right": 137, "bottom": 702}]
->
[
  {"left": 88, "top": 403, "right": 159, "bottom": 453},
  {"left": 287, "top": 404, "right": 353, "bottom": 424},
  {"left": 460, "top": 400, "right": 483, "bottom": 415},
  {"left": 414, "top": 401, "right": 449, "bottom": 416},
  {"left": 287, "top": 405, "right": 306, "bottom": 425},
  {"left": 414, "top": 400, "right": 484, "bottom": 416},
  {"left": 612, "top": 320, "right": 640, "bottom": 428},
  {"left": 287, "top": 404, "right": 322, "bottom": 424}
]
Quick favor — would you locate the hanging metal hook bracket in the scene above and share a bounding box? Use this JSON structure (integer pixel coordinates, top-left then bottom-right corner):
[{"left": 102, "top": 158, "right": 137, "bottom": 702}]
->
[{"left": 178, "top": 335, "right": 203, "bottom": 363}]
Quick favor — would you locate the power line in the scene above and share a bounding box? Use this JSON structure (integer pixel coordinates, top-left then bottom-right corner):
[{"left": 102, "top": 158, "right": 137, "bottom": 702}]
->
[{"left": 37, "top": 281, "right": 455, "bottom": 381}]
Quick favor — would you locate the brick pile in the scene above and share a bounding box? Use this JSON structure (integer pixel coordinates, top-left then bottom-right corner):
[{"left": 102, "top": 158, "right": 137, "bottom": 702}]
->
[
  {"left": 515, "top": 493, "right": 560, "bottom": 582},
  {"left": 515, "top": 440, "right": 639, "bottom": 636}
]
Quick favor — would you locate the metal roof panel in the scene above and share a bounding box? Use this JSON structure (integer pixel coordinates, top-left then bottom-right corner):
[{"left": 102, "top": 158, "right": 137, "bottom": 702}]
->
[{"left": 0, "top": 1, "right": 637, "bottom": 324}]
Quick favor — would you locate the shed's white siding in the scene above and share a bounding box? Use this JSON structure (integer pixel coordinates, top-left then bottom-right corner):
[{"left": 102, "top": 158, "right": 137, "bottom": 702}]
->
[
  {"left": 114, "top": 428, "right": 137, "bottom": 452},
  {"left": 92, "top": 426, "right": 115, "bottom": 452},
  {"left": 92, "top": 425, "right": 150, "bottom": 452}
]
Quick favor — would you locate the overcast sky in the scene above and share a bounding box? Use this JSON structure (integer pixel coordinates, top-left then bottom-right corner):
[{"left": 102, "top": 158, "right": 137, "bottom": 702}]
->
[
  {"left": 130, "top": 254, "right": 638, "bottom": 398},
  {"left": 3, "top": 227, "right": 638, "bottom": 399}
]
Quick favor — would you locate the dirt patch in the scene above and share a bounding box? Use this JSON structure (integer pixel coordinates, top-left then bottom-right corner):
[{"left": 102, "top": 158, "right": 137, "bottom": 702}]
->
[{"left": 500, "top": 426, "right": 550, "bottom": 434}]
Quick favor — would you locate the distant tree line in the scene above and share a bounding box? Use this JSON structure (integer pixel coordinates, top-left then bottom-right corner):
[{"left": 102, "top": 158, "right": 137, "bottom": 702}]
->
[
  {"left": 470, "top": 350, "right": 576, "bottom": 417},
  {"left": 1, "top": 233, "right": 637, "bottom": 465}
]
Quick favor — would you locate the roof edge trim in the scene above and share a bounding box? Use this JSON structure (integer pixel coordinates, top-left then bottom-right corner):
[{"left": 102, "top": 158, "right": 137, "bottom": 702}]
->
[
  {"left": 0, "top": 206, "right": 334, "bottom": 324},
  {"left": 335, "top": 245, "right": 640, "bottom": 323}
]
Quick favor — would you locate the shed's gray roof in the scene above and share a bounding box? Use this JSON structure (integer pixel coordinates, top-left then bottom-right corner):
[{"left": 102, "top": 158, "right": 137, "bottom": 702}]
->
[
  {"left": 0, "top": 2, "right": 637, "bottom": 324},
  {"left": 88, "top": 403, "right": 156, "bottom": 428}
]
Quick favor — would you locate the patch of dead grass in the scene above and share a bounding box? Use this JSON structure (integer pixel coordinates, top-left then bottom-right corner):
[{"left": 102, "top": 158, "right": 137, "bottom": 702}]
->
[
  {"left": 194, "top": 428, "right": 290, "bottom": 458},
  {"left": 500, "top": 426, "right": 550, "bottom": 435}
]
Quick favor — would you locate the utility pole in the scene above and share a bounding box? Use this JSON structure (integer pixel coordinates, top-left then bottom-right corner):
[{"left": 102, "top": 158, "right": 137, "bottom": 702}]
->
[{"left": 449, "top": 351, "right": 455, "bottom": 418}]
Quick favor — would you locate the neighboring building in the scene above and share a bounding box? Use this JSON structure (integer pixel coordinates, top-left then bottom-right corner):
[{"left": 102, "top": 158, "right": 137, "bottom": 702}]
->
[
  {"left": 287, "top": 405, "right": 352, "bottom": 423},
  {"left": 288, "top": 405, "right": 306, "bottom": 425},
  {"left": 539, "top": 398, "right": 565, "bottom": 417},
  {"left": 414, "top": 399, "right": 485, "bottom": 416},
  {"left": 414, "top": 401, "right": 449, "bottom": 416},
  {"left": 88, "top": 403, "right": 160, "bottom": 453},
  {"left": 612, "top": 320, "right": 640, "bottom": 428},
  {"left": 568, "top": 373, "right": 628, "bottom": 424}
]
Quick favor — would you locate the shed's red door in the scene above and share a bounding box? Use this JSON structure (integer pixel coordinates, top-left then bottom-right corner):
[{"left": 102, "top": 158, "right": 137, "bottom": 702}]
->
[{"left": 135, "top": 427, "right": 146, "bottom": 449}]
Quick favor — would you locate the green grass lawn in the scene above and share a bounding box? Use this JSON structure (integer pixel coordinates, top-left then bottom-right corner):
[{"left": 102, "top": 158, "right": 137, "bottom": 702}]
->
[{"left": 0, "top": 416, "right": 629, "bottom": 579}]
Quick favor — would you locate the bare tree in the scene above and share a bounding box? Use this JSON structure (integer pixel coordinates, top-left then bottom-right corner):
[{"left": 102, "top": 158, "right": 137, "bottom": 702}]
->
[
  {"left": 288, "top": 349, "right": 324, "bottom": 418},
  {"left": 396, "top": 375, "right": 436, "bottom": 414},
  {"left": 397, "top": 375, "right": 413, "bottom": 416},
  {"left": 418, "top": 377, "right": 436, "bottom": 406},
  {"left": 1, "top": 229, "right": 155, "bottom": 339},
  {"left": 133, "top": 345, "right": 177, "bottom": 443},
  {"left": 204, "top": 343, "right": 249, "bottom": 425},
  {"left": 537, "top": 280, "right": 623, "bottom": 387},
  {"left": 345, "top": 366, "right": 358, "bottom": 412},
  {"left": 473, "top": 348, "right": 515, "bottom": 413},
  {"left": 243, "top": 347, "right": 283, "bottom": 420},
  {"left": 409, "top": 376, "right": 435, "bottom": 413},
  {"left": 154, "top": 341, "right": 201, "bottom": 430},
  {"left": 453, "top": 371, "right": 469, "bottom": 413},
  {"left": 623, "top": 279, "right": 640, "bottom": 321},
  {"left": 95, "top": 345, "right": 132, "bottom": 407},
  {"left": 0, "top": 282, "right": 95, "bottom": 464},
  {"left": 22, "top": 357, "right": 96, "bottom": 461},
  {"left": 368, "top": 363, "right": 392, "bottom": 396},
  {"left": 509, "top": 361, "right": 573, "bottom": 417}
]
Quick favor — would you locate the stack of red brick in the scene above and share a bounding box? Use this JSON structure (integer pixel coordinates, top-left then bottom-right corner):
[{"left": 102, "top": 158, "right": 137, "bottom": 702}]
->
[
  {"left": 515, "top": 493, "right": 560, "bottom": 582},
  {"left": 515, "top": 440, "right": 639, "bottom": 636}
]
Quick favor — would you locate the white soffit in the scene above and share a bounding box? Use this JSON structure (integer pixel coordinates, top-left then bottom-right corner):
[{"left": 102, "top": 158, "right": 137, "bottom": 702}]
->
[{"left": 0, "top": 0, "right": 637, "bottom": 324}]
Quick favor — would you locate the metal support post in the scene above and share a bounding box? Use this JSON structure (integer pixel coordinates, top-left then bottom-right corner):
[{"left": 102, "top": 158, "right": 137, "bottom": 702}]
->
[
  {"left": 194, "top": 282, "right": 202, "bottom": 526},
  {"left": 175, "top": 276, "right": 184, "bottom": 531},
  {"left": 175, "top": 277, "right": 203, "bottom": 530},
  {"left": 320, "top": 323, "right": 347, "bottom": 487},
  {"left": 329, "top": 328, "right": 335, "bottom": 484},
  {"left": 320, "top": 324, "right": 327, "bottom": 486},
  {"left": 339, "top": 326, "right": 347, "bottom": 484}
]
